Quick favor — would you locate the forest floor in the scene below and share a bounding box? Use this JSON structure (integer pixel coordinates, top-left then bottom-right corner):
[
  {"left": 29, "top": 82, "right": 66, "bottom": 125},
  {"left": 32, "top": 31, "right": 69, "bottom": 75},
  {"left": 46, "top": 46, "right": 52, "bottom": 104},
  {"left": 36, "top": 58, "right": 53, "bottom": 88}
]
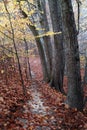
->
[{"left": 0, "top": 56, "right": 87, "bottom": 130}]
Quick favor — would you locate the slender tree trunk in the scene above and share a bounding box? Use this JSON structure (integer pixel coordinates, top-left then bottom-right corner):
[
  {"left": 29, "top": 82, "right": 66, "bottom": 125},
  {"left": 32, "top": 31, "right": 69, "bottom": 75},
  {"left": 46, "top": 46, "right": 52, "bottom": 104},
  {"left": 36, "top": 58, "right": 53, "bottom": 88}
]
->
[
  {"left": 3, "top": 0, "right": 26, "bottom": 95},
  {"left": 61, "top": 0, "right": 84, "bottom": 111},
  {"left": 2, "top": 40, "right": 8, "bottom": 85},
  {"left": 18, "top": 0, "right": 49, "bottom": 82},
  {"left": 37, "top": 0, "right": 52, "bottom": 81},
  {"left": 24, "top": 38, "right": 32, "bottom": 80},
  {"left": 48, "top": 0, "right": 65, "bottom": 93},
  {"left": 27, "top": 24, "right": 49, "bottom": 82}
]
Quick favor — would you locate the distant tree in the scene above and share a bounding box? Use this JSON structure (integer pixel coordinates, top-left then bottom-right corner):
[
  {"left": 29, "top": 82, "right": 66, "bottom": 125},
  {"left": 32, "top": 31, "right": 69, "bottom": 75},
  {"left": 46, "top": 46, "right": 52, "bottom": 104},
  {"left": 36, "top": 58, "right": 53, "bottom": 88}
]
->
[
  {"left": 27, "top": 24, "right": 49, "bottom": 82},
  {"left": 18, "top": 0, "right": 50, "bottom": 82}
]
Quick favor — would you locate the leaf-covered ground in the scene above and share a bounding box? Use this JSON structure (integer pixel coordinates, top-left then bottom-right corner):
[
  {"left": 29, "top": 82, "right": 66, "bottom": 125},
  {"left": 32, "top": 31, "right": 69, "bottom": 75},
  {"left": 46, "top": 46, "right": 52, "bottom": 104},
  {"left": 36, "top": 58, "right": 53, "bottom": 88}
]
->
[{"left": 0, "top": 57, "right": 87, "bottom": 130}]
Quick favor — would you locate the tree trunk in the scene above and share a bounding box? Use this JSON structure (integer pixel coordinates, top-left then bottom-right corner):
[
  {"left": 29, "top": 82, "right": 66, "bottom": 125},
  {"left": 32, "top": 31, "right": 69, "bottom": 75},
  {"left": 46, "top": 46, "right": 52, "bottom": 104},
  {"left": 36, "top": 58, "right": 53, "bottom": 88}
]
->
[
  {"left": 27, "top": 24, "right": 49, "bottom": 82},
  {"left": 48, "top": 0, "right": 65, "bottom": 93},
  {"left": 37, "top": 0, "right": 52, "bottom": 82},
  {"left": 61, "top": 0, "right": 84, "bottom": 111},
  {"left": 84, "top": 49, "right": 87, "bottom": 84}
]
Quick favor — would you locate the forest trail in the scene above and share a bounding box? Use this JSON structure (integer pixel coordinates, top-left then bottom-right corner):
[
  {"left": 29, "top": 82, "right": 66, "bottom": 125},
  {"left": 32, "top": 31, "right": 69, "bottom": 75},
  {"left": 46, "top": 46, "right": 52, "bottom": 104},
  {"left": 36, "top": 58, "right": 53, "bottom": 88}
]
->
[
  {"left": 28, "top": 82, "right": 50, "bottom": 116},
  {"left": 17, "top": 57, "right": 87, "bottom": 130},
  {"left": 16, "top": 79, "right": 58, "bottom": 130},
  {"left": 0, "top": 57, "right": 87, "bottom": 130}
]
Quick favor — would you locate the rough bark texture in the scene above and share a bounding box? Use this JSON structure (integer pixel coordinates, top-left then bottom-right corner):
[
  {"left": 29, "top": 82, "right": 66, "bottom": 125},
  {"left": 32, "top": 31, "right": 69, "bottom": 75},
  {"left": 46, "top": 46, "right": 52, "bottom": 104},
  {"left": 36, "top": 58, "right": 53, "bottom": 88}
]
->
[
  {"left": 84, "top": 51, "right": 87, "bottom": 84},
  {"left": 48, "top": 0, "right": 65, "bottom": 93},
  {"left": 27, "top": 24, "right": 49, "bottom": 82},
  {"left": 37, "top": 0, "right": 52, "bottom": 82},
  {"left": 40, "top": 0, "right": 52, "bottom": 80},
  {"left": 61, "top": 0, "right": 84, "bottom": 111}
]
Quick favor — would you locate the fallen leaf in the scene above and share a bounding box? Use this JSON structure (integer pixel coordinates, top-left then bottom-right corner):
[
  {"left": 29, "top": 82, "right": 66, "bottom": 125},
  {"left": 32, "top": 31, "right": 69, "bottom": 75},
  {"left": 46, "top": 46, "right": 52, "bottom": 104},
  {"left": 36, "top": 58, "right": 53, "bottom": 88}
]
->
[{"left": 0, "top": 97, "right": 4, "bottom": 102}]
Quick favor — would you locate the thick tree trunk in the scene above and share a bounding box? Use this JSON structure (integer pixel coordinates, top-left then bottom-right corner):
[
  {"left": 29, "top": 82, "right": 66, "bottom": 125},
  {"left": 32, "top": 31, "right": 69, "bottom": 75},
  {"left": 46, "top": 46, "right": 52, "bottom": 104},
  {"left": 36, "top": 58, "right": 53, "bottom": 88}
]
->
[
  {"left": 48, "top": 0, "right": 65, "bottom": 93},
  {"left": 27, "top": 24, "right": 49, "bottom": 82},
  {"left": 37, "top": 0, "right": 52, "bottom": 82},
  {"left": 84, "top": 60, "right": 87, "bottom": 84},
  {"left": 61, "top": 0, "right": 84, "bottom": 111},
  {"left": 84, "top": 49, "right": 87, "bottom": 84}
]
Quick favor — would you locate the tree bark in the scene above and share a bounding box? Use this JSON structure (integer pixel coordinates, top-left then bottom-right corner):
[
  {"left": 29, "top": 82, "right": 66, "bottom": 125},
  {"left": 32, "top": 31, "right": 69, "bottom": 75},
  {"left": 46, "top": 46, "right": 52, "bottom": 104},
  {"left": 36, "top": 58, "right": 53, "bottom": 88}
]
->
[
  {"left": 83, "top": 49, "right": 87, "bottom": 84},
  {"left": 27, "top": 24, "right": 49, "bottom": 82},
  {"left": 61, "top": 0, "right": 84, "bottom": 111},
  {"left": 41, "top": 0, "right": 52, "bottom": 80},
  {"left": 48, "top": 0, "right": 65, "bottom": 93},
  {"left": 37, "top": 0, "right": 52, "bottom": 82}
]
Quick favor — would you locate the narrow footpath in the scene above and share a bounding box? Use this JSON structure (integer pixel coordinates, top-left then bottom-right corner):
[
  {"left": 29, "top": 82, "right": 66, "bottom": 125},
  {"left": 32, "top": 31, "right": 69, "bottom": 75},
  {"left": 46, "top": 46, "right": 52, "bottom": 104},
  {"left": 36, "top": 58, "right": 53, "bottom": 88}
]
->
[{"left": 17, "top": 80, "right": 58, "bottom": 130}]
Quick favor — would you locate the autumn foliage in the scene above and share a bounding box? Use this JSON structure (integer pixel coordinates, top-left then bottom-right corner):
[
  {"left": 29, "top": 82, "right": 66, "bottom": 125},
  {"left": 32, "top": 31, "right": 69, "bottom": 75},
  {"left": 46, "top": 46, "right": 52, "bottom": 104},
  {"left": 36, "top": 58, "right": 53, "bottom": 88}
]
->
[{"left": 0, "top": 57, "right": 87, "bottom": 130}]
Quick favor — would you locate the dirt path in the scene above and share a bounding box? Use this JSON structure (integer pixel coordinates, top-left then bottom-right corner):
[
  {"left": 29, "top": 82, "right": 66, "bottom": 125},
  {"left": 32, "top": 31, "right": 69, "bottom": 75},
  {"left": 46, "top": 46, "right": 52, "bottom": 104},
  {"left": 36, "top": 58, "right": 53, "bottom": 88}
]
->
[
  {"left": 0, "top": 57, "right": 87, "bottom": 130},
  {"left": 16, "top": 80, "right": 57, "bottom": 130},
  {"left": 15, "top": 57, "right": 87, "bottom": 130},
  {"left": 28, "top": 83, "right": 50, "bottom": 115}
]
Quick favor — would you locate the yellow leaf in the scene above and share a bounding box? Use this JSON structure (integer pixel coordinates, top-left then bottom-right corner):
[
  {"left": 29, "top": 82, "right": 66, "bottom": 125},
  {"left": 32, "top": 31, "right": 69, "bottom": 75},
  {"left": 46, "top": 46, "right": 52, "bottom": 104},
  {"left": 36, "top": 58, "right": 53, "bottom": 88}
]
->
[
  {"left": 29, "top": 9, "right": 35, "bottom": 16},
  {"left": 36, "top": 31, "right": 62, "bottom": 38},
  {"left": 1, "top": 70, "right": 4, "bottom": 74}
]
